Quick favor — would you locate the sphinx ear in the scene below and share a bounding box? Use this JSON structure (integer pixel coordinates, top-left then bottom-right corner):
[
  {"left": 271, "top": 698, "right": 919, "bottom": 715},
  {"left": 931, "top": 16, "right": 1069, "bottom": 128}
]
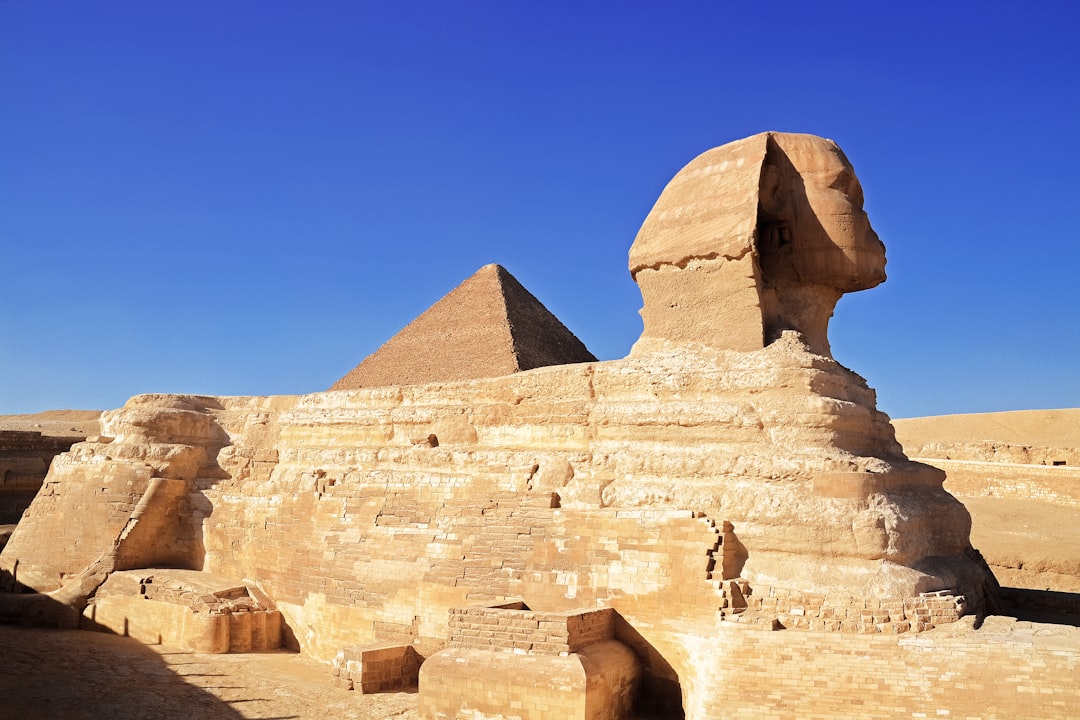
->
[{"left": 758, "top": 163, "right": 787, "bottom": 219}]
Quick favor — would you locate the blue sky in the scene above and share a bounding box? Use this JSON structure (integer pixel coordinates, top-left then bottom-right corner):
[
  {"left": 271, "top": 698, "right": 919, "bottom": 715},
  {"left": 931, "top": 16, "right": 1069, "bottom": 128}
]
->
[{"left": 2, "top": 2, "right": 1077, "bottom": 419}]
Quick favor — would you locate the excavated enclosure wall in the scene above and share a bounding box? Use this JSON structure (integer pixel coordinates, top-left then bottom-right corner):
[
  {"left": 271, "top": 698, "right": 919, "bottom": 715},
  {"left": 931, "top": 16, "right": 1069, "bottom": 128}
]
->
[
  {"left": 0, "top": 431, "right": 84, "bottom": 526},
  {"left": 419, "top": 605, "right": 640, "bottom": 720}
]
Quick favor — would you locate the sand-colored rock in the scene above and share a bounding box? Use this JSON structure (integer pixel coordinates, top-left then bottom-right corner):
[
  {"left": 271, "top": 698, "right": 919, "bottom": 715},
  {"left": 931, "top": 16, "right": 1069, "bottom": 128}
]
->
[
  {"left": 630, "top": 132, "right": 885, "bottom": 357},
  {"left": 0, "top": 430, "right": 85, "bottom": 527},
  {"left": 331, "top": 263, "right": 596, "bottom": 390},
  {"left": 86, "top": 569, "right": 282, "bottom": 653},
  {"left": 2, "top": 617, "right": 1078, "bottom": 720},
  {"left": 895, "top": 409, "right": 1080, "bottom": 594},
  {"left": 0, "top": 411, "right": 100, "bottom": 528},
  {"left": 2, "top": 133, "right": 1047, "bottom": 719}
]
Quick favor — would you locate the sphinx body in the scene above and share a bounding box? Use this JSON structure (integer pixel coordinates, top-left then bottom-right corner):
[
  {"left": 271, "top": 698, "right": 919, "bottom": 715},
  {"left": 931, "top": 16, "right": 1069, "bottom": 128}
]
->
[{"left": 0, "top": 132, "right": 991, "bottom": 719}]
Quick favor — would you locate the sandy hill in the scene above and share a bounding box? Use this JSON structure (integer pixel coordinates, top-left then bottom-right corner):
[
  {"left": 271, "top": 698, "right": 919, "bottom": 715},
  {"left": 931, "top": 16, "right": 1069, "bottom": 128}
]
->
[
  {"left": 893, "top": 408, "right": 1080, "bottom": 450},
  {"left": 0, "top": 410, "right": 102, "bottom": 436}
]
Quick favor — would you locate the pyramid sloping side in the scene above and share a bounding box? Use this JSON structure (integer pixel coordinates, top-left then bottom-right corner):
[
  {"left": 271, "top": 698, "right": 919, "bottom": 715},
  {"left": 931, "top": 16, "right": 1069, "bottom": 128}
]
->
[
  {"left": 330, "top": 264, "right": 596, "bottom": 391},
  {"left": 330, "top": 265, "right": 518, "bottom": 390},
  {"left": 495, "top": 267, "right": 597, "bottom": 371}
]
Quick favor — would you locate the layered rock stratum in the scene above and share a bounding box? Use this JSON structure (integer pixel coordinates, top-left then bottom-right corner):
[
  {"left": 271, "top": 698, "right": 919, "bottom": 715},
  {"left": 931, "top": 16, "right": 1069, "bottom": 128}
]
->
[{"left": 3, "top": 132, "right": 1075, "bottom": 719}]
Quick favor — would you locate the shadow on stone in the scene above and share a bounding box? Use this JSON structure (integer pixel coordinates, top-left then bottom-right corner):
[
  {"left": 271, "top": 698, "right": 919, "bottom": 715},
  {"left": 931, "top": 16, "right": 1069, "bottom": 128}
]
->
[
  {"left": 0, "top": 589, "right": 267, "bottom": 720},
  {"left": 613, "top": 615, "right": 685, "bottom": 719},
  {"left": 999, "top": 586, "right": 1080, "bottom": 627}
]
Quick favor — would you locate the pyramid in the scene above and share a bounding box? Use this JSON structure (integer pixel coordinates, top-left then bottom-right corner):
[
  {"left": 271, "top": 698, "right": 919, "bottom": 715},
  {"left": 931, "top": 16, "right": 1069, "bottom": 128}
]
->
[{"left": 330, "top": 264, "right": 597, "bottom": 390}]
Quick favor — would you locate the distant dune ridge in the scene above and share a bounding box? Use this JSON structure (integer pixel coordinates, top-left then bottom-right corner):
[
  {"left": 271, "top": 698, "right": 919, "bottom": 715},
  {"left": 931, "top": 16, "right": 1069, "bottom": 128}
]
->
[
  {"left": 894, "top": 408, "right": 1080, "bottom": 452},
  {"left": 0, "top": 410, "right": 102, "bottom": 437}
]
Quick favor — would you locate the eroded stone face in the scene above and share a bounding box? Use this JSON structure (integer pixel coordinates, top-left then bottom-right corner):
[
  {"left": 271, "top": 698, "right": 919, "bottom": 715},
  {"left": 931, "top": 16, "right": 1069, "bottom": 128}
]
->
[
  {"left": 630, "top": 131, "right": 887, "bottom": 357},
  {"left": 760, "top": 133, "right": 886, "bottom": 293}
]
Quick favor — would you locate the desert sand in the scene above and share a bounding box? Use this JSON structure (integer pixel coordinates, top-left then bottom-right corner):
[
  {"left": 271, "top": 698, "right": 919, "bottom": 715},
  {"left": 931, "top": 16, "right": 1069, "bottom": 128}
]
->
[
  {"left": 0, "top": 624, "right": 419, "bottom": 720},
  {"left": 893, "top": 408, "right": 1080, "bottom": 449},
  {"left": 895, "top": 409, "right": 1080, "bottom": 593},
  {"left": 0, "top": 409, "right": 102, "bottom": 437}
]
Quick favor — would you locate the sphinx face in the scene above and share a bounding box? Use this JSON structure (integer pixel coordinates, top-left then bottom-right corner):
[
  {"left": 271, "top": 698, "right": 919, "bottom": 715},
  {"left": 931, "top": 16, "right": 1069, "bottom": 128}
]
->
[
  {"left": 765, "top": 134, "right": 887, "bottom": 293},
  {"left": 628, "top": 132, "right": 889, "bottom": 356}
]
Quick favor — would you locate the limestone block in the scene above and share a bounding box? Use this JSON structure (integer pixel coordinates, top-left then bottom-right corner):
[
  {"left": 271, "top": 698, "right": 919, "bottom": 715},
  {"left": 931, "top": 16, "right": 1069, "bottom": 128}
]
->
[
  {"left": 419, "top": 640, "right": 638, "bottom": 720},
  {"left": 84, "top": 594, "right": 230, "bottom": 652},
  {"left": 332, "top": 643, "right": 420, "bottom": 693}
]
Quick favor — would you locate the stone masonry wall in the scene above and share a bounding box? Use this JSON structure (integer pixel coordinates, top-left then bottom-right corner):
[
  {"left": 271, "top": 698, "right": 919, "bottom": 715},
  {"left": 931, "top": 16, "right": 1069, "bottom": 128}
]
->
[
  {"left": 928, "top": 458, "right": 1080, "bottom": 508},
  {"left": 739, "top": 586, "right": 965, "bottom": 633},
  {"left": 2, "top": 349, "right": 997, "bottom": 719},
  {"left": 2, "top": 455, "right": 154, "bottom": 589},
  {"left": 447, "top": 605, "right": 615, "bottom": 654},
  {"left": 906, "top": 441, "right": 1080, "bottom": 466},
  {"left": 688, "top": 617, "right": 1080, "bottom": 720},
  {"left": 0, "top": 431, "right": 84, "bottom": 525},
  {"left": 423, "top": 606, "right": 639, "bottom": 720}
]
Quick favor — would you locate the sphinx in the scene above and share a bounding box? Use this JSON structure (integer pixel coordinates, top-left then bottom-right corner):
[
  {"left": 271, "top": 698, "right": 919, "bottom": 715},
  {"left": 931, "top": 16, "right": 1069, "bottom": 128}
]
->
[
  {"left": 0, "top": 132, "right": 992, "bottom": 717},
  {"left": 618, "top": 131, "right": 982, "bottom": 597}
]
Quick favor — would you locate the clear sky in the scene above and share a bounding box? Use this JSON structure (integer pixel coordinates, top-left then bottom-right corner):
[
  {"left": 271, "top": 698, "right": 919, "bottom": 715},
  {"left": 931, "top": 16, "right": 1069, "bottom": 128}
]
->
[{"left": 2, "top": 2, "right": 1078, "bottom": 419}]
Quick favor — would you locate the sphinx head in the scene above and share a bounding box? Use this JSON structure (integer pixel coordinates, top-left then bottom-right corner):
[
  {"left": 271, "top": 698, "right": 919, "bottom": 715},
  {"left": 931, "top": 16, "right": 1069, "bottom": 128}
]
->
[{"left": 629, "top": 132, "right": 885, "bottom": 356}]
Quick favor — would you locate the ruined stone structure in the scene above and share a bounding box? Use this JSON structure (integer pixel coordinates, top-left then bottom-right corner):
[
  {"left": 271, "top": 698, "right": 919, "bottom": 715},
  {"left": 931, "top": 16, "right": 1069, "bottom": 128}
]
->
[
  {"left": 0, "top": 430, "right": 85, "bottom": 529},
  {"left": 3, "top": 132, "right": 1075, "bottom": 718}
]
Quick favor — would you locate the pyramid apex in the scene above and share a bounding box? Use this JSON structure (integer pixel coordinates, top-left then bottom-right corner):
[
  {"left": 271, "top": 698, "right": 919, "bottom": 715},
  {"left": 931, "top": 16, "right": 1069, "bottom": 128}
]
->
[{"left": 330, "top": 265, "right": 595, "bottom": 390}]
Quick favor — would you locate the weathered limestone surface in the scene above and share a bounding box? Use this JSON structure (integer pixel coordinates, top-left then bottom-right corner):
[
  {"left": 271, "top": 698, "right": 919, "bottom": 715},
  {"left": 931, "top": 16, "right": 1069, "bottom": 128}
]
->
[
  {"left": 0, "top": 355, "right": 989, "bottom": 711},
  {"left": 332, "top": 642, "right": 421, "bottom": 693},
  {"left": 695, "top": 615, "right": 1080, "bottom": 719},
  {"left": 630, "top": 132, "right": 885, "bottom": 357},
  {"left": 1, "top": 132, "right": 1038, "bottom": 718},
  {"left": 421, "top": 605, "right": 639, "bottom": 720}
]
